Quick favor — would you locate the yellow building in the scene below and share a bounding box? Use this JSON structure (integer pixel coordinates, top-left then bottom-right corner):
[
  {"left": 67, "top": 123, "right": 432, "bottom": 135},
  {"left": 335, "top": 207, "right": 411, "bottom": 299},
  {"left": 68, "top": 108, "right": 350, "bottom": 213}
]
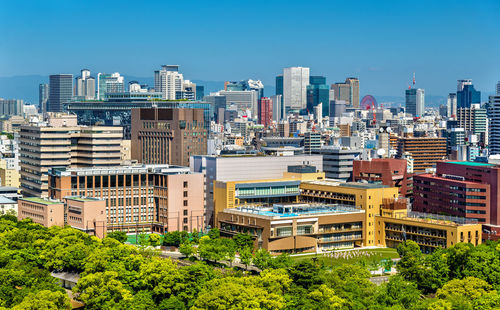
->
[
  {"left": 300, "top": 180, "right": 399, "bottom": 246},
  {"left": 0, "top": 158, "right": 20, "bottom": 188},
  {"left": 375, "top": 200, "right": 482, "bottom": 253}
]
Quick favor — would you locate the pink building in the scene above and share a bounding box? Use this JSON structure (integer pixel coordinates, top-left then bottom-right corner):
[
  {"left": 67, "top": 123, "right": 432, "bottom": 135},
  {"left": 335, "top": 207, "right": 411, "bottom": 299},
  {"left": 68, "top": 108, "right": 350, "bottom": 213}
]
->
[{"left": 258, "top": 97, "right": 273, "bottom": 127}]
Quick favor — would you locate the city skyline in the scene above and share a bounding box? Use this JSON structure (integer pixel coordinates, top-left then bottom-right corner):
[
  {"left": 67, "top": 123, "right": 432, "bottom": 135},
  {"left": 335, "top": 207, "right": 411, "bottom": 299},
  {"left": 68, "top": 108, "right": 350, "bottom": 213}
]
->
[{"left": 1, "top": 0, "right": 500, "bottom": 99}]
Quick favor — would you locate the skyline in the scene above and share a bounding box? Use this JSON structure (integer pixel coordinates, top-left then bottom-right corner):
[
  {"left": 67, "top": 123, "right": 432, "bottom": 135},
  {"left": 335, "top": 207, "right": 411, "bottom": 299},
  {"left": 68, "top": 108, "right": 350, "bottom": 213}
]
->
[{"left": 1, "top": 0, "right": 500, "bottom": 98}]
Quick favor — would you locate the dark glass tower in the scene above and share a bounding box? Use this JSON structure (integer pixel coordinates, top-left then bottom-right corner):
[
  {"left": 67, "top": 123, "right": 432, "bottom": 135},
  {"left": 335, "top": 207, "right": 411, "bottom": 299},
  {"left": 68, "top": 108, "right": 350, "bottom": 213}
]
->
[
  {"left": 48, "top": 74, "right": 73, "bottom": 112},
  {"left": 307, "top": 76, "right": 329, "bottom": 117},
  {"left": 457, "top": 84, "right": 480, "bottom": 109}
]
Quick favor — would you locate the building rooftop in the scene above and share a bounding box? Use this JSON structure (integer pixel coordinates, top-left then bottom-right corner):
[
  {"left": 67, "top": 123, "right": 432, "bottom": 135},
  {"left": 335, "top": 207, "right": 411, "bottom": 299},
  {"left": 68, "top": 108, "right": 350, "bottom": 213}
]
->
[
  {"left": 303, "top": 179, "right": 389, "bottom": 189},
  {"left": 0, "top": 186, "right": 19, "bottom": 192},
  {"left": 49, "top": 164, "right": 191, "bottom": 177},
  {"left": 224, "top": 203, "right": 364, "bottom": 219},
  {"left": 0, "top": 196, "right": 15, "bottom": 204},
  {"left": 446, "top": 161, "right": 496, "bottom": 167},
  {"left": 21, "top": 197, "right": 61, "bottom": 205}
]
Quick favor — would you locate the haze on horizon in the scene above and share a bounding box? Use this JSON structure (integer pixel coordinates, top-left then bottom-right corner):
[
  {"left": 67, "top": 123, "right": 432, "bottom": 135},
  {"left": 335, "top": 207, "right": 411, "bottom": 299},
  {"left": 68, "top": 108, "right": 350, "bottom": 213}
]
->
[{"left": 1, "top": 0, "right": 499, "bottom": 97}]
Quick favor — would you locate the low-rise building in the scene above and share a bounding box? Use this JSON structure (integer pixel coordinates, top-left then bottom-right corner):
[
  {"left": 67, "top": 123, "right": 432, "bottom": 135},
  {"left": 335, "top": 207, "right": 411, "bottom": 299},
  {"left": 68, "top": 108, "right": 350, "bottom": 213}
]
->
[
  {"left": 0, "top": 196, "right": 17, "bottom": 215},
  {"left": 218, "top": 203, "right": 365, "bottom": 253},
  {"left": 18, "top": 197, "right": 65, "bottom": 227}
]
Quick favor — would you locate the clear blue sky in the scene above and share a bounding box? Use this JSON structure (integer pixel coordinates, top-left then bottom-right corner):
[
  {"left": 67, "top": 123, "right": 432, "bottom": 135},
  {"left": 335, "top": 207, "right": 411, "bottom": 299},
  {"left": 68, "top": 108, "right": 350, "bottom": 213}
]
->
[{"left": 1, "top": 0, "right": 500, "bottom": 96}]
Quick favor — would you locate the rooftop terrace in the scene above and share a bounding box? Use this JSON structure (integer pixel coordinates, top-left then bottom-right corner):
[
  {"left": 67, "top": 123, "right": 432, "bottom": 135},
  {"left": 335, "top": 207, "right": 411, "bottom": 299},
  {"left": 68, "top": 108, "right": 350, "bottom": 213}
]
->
[
  {"left": 447, "top": 161, "right": 496, "bottom": 167},
  {"left": 227, "top": 203, "right": 364, "bottom": 219},
  {"left": 21, "top": 197, "right": 61, "bottom": 205}
]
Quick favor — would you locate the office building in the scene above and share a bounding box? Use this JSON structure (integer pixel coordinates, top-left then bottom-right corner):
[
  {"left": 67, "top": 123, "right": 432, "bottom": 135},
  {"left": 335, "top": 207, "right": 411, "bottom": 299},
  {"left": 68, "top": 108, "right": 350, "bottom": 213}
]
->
[
  {"left": 48, "top": 74, "right": 73, "bottom": 112},
  {"left": 283, "top": 67, "right": 310, "bottom": 111},
  {"left": 190, "top": 155, "right": 323, "bottom": 226},
  {"left": 304, "top": 132, "right": 321, "bottom": 154},
  {"left": 497, "top": 81, "right": 500, "bottom": 95},
  {"left": 196, "top": 85, "right": 204, "bottom": 101},
  {"left": 275, "top": 75, "right": 283, "bottom": 97},
  {"left": 217, "top": 90, "right": 259, "bottom": 117},
  {"left": 447, "top": 93, "right": 457, "bottom": 118},
  {"left": 413, "top": 172, "right": 489, "bottom": 223},
  {"left": 331, "top": 78, "right": 359, "bottom": 108},
  {"left": 352, "top": 159, "right": 410, "bottom": 197},
  {"left": 48, "top": 165, "right": 205, "bottom": 233},
  {"left": 258, "top": 97, "right": 272, "bottom": 127},
  {"left": 314, "top": 147, "right": 361, "bottom": 181},
  {"left": 307, "top": 76, "right": 330, "bottom": 116},
  {"left": 75, "top": 69, "right": 96, "bottom": 100},
  {"left": 457, "top": 104, "right": 487, "bottom": 138},
  {"left": 271, "top": 94, "right": 284, "bottom": 122},
  {"left": 131, "top": 108, "right": 207, "bottom": 167},
  {"left": 488, "top": 95, "right": 500, "bottom": 155},
  {"left": 39, "top": 84, "right": 49, "bottom": 114},
  {"left": 19, "top": 114, "right": 123, "bottom": 197},
  {"left": 0, "top": 99, "right": 23, "bottom": 117},
  {"left": 405, "top": 88, "right": 425, "bottom": 117},
  {"left": 154, "top": 65, "right": 184, "bottom": 100},
  {"left": 396, "top": 137, "right": 447, "bottom": 172},
  {"left": 225, "top": 80, "right": 264, "bottom": 98},
  {"left": 457, "top": 80, "right": 480, "bottom": 109},
  {"left": 97, "top": 73, "right": 124, "bottom": 100}
]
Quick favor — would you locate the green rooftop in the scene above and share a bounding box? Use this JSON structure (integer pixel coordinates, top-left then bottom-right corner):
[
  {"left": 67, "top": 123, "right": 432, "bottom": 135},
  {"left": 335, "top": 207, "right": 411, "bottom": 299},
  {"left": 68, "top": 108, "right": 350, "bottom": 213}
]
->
[
  {"left": 447, "top": 161, "right": 496, "bottom": 167},
  {"left": 21, "top": 197, "right": 61, "bottom": 205}
]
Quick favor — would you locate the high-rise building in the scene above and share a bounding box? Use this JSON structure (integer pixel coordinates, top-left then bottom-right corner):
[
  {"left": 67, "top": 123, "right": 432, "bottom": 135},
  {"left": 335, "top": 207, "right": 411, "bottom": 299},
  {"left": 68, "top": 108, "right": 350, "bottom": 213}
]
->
[
  {"left": 39, "top": 84, "right": 49, "bottom": 114},
  {"left": 497, "top": 81, "right": 500, "bottom": 95},
  {"left": 271, "top": 94, "right": 284, "bottom": 122},
  {"left": 304, "top": 132, "right": 321, "bottom": 154},
  {"left": 314, "top": 147, "right": 361, "bottom": 181},
  {"left": 283, "top": 67, "right": 310, "bottom": 111},
  {"left": 345, "top": 77, "right": 360, "bottom": 108},
  {"left": 131, "top": 108, "right": 207, "bottom": 167},
  {"left": 307, "top": 76, "right": 329, "bottom": 117},
  {"left": 196, "top": 85, "right": 204, "bottom": 101},
  {"left": 225, "top": 80, "right": 264, "bottom": 98},
  {"left": 276, "top": 75, "right": 283, "bottom": 96},
  {"left": 488, "top": 95, "right": 500, "bottom": 155},
  {"left": 405, "top": 88, "right": 425, "bottom": 117},
  {"left": 457, "top": 104, "right": 487, "bottom": 136},
  {"left": 457, "top": 80, "right": 480, "bottom": 109},
  {"left": 19, "top": 114, "right": 123, "bottom": 197},
  {"left": 97, "top": 72, "right": 124, "bottom": 100},
  {"left": 258, "top": 97, "right": 272, "bottom": 127},
  {"left": 0, "top": 99, "right": 23, "bottom": 117},
  {"left": 48, "top": 74, "right": 73, "bottom": 112},
  {"left": 217, "top": 90, "right": 259, "bottom": 117},
  {"left": 447, "top": 93, "right": 457, "bottom": 118},
  {"left": 396, "top": 137, "right": 447, "bottom": 172},
  {"left": 75, "top": 69, "right": 96, "bottom": 100},
  {"left": 154, "top": 65, "right": 184, "bottom": 100}
]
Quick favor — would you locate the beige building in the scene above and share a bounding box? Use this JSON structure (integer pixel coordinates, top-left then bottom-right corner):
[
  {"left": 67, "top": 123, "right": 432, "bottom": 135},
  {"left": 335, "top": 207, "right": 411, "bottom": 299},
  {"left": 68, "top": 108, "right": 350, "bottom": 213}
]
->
[
  {"left": 19, "top": 114, "right": 123, "bottom": 197},
  {"left": 18, "top": 197, "right": 65, "bottom": 227},
  {"left": 48, "top": 164, "right": 205, "bottom": 233},
  {"left": 131, "top": 108, "right": 207, "bottom": 167},
  {"left": 0, "top": 158, "right": 20, "bottom": 188}
]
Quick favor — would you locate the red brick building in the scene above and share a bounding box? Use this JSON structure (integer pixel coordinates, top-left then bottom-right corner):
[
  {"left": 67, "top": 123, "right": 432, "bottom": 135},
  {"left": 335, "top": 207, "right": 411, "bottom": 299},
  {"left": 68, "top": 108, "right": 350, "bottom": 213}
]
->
[
  {"left": 258, "top": 97, "right": 273, "bottom": 127},
  {"left": 352, "top": 159, "right": 410, "bottom": 197}
]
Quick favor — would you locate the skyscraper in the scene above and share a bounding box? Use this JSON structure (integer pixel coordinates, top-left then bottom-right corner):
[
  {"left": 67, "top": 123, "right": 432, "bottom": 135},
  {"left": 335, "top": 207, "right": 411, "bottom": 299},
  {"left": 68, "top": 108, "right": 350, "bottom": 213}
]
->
[
  {"left": 276, "top": 75, "right": 283, "bottom": 96},
  {"left": 457, "top": 80, "right": 480, "bottom": 109},
  {"left": 307, "top": 76, "right": 330, "bottom": 117},
  {"left": 154, "top": 65, "right": 184, "bottom": 100},
  {"left": 345, "top": 77, "right": 360, "bottom": 108},
  {"left": 258, "top": 97, "right": 272, "bottom": 127},
  {"left": 225, "top": 80, "right": 264, "bottom": 98},
  {"left": 39, "top": 83, "right": 49, "bottom": 113},
  {"left": 75, "top": 69, "right": 96, "bottom": 100},
  {"left": 405, "top": 88, "right": 425, "bottom": 117},
  {"left": 48, "top": 74, "right": 73, "bottom": 112},
  {"left": 283, "top": 67, "right": 309, "bottom": 112},
  {"left": 97, "top": 72, "right": 124, "bottom": 100},
  {"left": 447, "top": 93, "right": 457, "bottom": 118},
  {"left": 488, "top": 95, "right": 500, "bottom": 155},
  {"left": 271, "top": 94, "right": 283, "bottom": 122}
]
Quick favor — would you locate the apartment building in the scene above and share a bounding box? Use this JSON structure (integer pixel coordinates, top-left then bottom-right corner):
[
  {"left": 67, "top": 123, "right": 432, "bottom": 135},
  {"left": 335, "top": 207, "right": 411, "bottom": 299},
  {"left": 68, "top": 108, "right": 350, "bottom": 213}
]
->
[
  {"left": 48, "top": 164, "right": 204, "bottom": 233},
  {"left": 396, "top": 137, "right": 447, "bottom": 172}
]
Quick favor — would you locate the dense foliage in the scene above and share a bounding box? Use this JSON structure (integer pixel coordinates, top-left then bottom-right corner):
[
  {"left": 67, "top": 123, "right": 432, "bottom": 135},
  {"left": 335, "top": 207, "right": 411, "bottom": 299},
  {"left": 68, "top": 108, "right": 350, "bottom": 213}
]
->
[{"left": 1, "top": 215, "right": 500, "bottom": 309}]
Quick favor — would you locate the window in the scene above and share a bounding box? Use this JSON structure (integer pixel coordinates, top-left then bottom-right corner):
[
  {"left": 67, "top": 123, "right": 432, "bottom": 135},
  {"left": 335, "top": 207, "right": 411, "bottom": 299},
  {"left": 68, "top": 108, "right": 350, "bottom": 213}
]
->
[
  {"left": 183, "top": 200, "right": 188, "bottom": 206},
  {"left": 183, "top": 218, "right": 188, "bottom": 224},
  {"left": 183, "top": 210, "right": 188, "bottom": 216},
  {"left": 183, "top": 181, "right": 188, "bottom": 188},
  {"left": 183, "top": 191, "right": 188, "bottom": 197}
]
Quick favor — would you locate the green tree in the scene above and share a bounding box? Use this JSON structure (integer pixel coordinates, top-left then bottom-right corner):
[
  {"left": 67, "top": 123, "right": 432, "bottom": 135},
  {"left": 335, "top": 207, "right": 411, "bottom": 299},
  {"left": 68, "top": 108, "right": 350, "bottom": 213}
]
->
[
  {"left": 11, "top": 290, "right": 71, "bottom": 310},
  {"left": 0, "top": 213, "right": 17, "bottom": 223},
  {"left": 288, "top": 260, "right": 324, "bottom": 289},
  {"left": 191, "top": 228, "right": 200, "bottom": 244},
  {"left": 253, "top": 248, "right": 273, "bottom": 270},
  {"left": 376, "top": 275, "right": 421, "bottom": 309},
  {"left": 233, "top": 233, "right": 254, "bottom": 251},
  {"left": 397, "top": 240, "right": 424, "bottom": 282},
  {"left": 239, "top": 246, "right": 253, "bottom": 270},
  {"left": 106, "top": 231, "right": 128, "bottom": 243},
  {"left": 179, "top": 242, "right": 196, "bottom": 258},
  {"left": 436, "top": 277, "right": 492, "bottom": 300},
  {"left": 73, "top": 271, "right": 132, "bottom": 309},
  {"left": 148, "top": 234, "right": 161, "bottom": 247},
  {"left": 207, "top": 227, "right": 220, "bottom": 239}
]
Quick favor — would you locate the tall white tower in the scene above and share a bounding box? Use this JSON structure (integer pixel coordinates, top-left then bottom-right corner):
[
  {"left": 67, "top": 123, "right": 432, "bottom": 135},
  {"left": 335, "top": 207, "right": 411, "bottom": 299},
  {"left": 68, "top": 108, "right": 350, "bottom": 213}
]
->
[
  {"left": 154, "top": 65, "right": 184, "bottom": 100},
  {"left": 283, "top": 67, "right": 309, "bottom": 111}
]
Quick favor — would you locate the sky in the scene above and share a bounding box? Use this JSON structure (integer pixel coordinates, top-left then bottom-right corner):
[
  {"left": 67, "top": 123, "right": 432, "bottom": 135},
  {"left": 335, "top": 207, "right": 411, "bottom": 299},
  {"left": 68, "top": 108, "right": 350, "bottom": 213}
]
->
[{"left": 1, "top": 0, "right": 500, "bottom": 97}]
